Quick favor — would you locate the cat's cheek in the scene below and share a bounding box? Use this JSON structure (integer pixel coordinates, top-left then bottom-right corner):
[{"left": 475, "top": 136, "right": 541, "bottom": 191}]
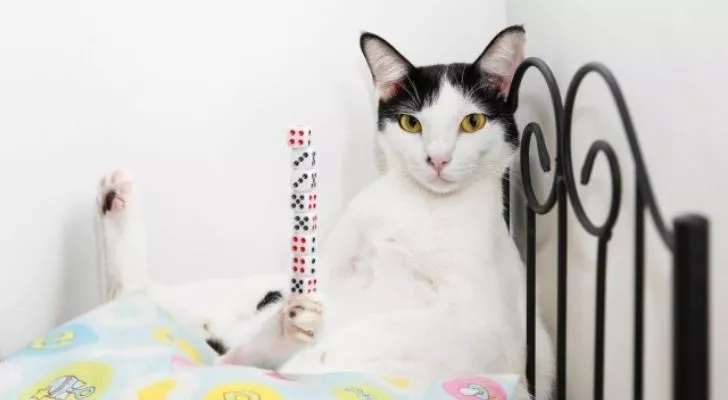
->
[{"left": 390, "top": 134, "right": 425, "bottom": 166}]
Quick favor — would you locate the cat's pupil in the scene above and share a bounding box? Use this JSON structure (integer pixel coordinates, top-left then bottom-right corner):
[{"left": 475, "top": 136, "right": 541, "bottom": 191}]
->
[
  {"left": 469, "top": 115, "right": 477, "bottom": 126},
  {"left": 409, "top": 116, "right": 417, "bottom": 126}
]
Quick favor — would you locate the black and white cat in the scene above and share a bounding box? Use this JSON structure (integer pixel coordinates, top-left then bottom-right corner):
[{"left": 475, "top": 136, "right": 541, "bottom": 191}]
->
[{"left": 96, "top": 25, "right": 554, "bottom": 399}]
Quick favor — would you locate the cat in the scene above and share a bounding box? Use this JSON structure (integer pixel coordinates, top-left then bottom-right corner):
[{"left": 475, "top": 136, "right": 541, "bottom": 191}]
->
[{"left": 95, "top": 25, "right": 554, "bottom": 399}]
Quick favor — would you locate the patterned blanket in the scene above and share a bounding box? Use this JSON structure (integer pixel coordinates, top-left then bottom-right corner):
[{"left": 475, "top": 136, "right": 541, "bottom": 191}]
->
[{"left": 0, "top": 293, "right": 519, "bottom": 399}]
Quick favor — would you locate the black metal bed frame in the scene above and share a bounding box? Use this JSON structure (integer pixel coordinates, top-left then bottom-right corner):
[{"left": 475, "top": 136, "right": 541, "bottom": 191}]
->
[{"left": 501, "top": 58, "right": 710, "bottom": 399}]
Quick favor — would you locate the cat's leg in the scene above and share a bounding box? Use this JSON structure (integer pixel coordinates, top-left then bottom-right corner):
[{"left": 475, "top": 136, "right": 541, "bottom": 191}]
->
[
  {"left": 95, "top": 170, "right": 148, "bottom": 302},
  {"left": 510, "top": 316, "right": 554, "bottom": 400},
  {"left": 534, "top": 318, "right": 555, "bottom": 400},
  {"left": 281, "top": 307, "right": 538, "bottom": 386},
  {"left": 217, "top": 208, "right": 360, "bottom": 369},
  {"left": 216, "top": 293, "right": 323, "bottom": 370}
]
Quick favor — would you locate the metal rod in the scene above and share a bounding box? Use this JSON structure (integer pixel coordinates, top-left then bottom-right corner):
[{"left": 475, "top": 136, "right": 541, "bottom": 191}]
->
[
  {"left": 556, "top": 174, "right": 568, "bottom": 400},
  {"left": 593, "top": 237, "right": 608, "bottom": 400},
  {"left": 633, "top": 185, "right": 645, "bottom": 400},
  {"left": 526, "top": 208, "right": 537, "bottom": 395},
  {"left": 673, "top": 215, "right": 709, "bottom": 400}
]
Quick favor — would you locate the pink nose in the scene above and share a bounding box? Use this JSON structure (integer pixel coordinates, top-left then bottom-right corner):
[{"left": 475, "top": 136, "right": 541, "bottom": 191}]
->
[{"left": 426, "top": 155, "right": 452, "bottom": 172}]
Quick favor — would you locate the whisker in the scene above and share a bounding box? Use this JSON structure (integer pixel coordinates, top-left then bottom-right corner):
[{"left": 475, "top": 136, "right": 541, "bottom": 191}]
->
[
  {"left": 405, "top": 75, "right": 422, "bottom": 108},
  {"left": 394, "top": 81, "right": 420, "bottom": 108}
]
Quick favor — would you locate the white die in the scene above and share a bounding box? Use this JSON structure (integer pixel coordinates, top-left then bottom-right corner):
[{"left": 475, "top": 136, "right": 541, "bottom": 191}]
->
[
  {"left": 290, "top": 276, "right": 318, "bottom": 294},
  {"left": 293, "top": 213, "right": 317, "bottom": 233},
  {"left": 291, "top": 147, "right": 316, "bottom": 169},
  {"left": 290, "top": 192, "right": 318, "bottom": 212},
  {"left": 287, "top": 126, "right": 312, "bottom": 148},
  {"left": 291, "top": 169, "right": 317, "bottom": 192}
]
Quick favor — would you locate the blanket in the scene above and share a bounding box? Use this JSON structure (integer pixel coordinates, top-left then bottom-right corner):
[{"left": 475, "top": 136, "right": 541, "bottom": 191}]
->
[{"left": 0, "top": 293, "right": 519, "bottom": 399}]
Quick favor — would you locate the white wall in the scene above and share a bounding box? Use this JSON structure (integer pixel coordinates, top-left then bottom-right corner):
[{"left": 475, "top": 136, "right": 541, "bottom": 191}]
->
[
  {"left": 508, "top": 0, "right": 726, "bottom": 398},
  {"left": 0, "top": 0, "right": 505, "bottom": 354}
]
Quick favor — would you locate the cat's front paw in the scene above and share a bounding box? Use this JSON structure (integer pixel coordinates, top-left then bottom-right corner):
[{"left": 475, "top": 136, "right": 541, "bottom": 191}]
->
[
  {"left": 98, "top": 170, "right": 135, "bottom": 216},
  {"left": 281, "top": 294, "right": 322, "bottom": 344}
]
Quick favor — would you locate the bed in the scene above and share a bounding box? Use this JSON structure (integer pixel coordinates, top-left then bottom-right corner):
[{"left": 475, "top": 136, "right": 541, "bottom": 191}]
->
[{"left": 0, "top": 58, "right": 710, "bottom": 400}]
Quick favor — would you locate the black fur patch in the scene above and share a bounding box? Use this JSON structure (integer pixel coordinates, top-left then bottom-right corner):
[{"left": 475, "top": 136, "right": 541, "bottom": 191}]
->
[
  {"left": 375, "top": 62, "right": 518, "bottom": 147},
  {"left": 206, "top": 337, "right": 228, "bottom": 355},
  {"left": 256, "top": 290, "right": 283, "bottom": 311}
]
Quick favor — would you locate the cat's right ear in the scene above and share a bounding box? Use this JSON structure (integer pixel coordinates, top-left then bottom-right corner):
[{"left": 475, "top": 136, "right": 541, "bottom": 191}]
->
[{"left": 360, "top": 32, "right": 414, "bottom": 100}]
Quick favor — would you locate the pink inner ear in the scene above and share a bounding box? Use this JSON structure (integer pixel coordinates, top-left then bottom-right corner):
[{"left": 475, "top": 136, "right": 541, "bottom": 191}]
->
[
  {"left": 378, "top": 81, "right": 402, "bottom": 101},
  {"left": 499, "top": 78, "right": 513, "bottom": 97}
]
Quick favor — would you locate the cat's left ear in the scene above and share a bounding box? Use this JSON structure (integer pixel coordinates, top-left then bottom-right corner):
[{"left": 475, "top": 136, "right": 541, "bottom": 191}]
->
[
  {"left": 360, "top": 32, "right": 415, "bottom": 100},
  {"left": 474, "top": 25, "right": 526, "bottom": 97}
]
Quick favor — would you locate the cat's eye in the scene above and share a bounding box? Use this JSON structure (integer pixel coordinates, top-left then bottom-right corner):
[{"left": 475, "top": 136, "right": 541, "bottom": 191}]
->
[
  {"left": 460, "top": 113, "right": 487, "bottom": 133},
  {"left": 398, "top": 114, "right": 422, "bottom": 134}
]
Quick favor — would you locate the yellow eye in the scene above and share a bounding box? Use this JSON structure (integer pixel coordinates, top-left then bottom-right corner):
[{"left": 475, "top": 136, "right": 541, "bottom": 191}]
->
[
  {"left": 460, "top": 113, "right": 487, "bottom": 133},
  {"left": 398, "top": 114, "right": 422, "bottom": 133}
]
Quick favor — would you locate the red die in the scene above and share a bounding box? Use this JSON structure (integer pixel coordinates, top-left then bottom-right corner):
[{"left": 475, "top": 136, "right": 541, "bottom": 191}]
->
[
  {"left": 291, "top": 234, "right": 317, "bottom": 256},
  {"left": 287, "top": 126, "right": 312, "bottom": 149},
  {"left": 291, "top": 255, "right": 317, "bottom": 276}
]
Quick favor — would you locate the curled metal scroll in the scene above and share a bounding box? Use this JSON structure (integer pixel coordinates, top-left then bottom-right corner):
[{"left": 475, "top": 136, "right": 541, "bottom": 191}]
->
[
  {"left": 506, "top": 57, "right": 564, "bottom": 215},
  {"left": 565, "top": 136, "right": 623, "bottom": 239},
  {"left": 505, "top": 57, "right": 566, "bottom": 398},
  {"left": 562, "top": 62, "right": 674, "bottom": 248}
]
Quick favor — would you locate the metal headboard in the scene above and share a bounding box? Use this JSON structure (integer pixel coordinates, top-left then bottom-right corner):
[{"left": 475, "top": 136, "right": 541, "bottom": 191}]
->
[{"left": 502, "top": 58, "right": 710, "bottom": 400}]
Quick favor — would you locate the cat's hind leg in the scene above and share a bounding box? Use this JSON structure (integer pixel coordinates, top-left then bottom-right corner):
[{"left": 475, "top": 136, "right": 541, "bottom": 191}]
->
[
  {"left": 95, "top": 170, "right": 148, "bottom": 302},
  {"left": 217, "top": 293, "right": 323, "bottom": 370}
]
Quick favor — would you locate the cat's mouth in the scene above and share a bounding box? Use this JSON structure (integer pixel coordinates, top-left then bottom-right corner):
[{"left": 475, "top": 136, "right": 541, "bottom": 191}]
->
[
  {"left": 419, "top": 173, "right": 462, "bottom": 194},
  {"left": 430, "top": 175, "right": 454, "bottom": 184},
  {"left": 294, "top": 327, "right": 315, "bottom": 340}
]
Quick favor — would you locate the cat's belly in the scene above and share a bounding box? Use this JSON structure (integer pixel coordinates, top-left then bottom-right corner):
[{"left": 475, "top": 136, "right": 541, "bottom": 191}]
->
[{"left": 307, "top": 232, "right": 519, "bottom": 358}]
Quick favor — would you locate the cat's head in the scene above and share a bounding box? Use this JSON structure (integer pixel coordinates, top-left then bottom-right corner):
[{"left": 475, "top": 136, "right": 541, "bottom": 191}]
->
[{"left": 360, "top": 26, "right": 525, "bottom": 194}]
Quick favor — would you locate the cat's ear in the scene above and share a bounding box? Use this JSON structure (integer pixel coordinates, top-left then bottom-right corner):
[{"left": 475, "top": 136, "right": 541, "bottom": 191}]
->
[
  {"left": 474, "top": 25, "right": 526, "bottom": 97},
  {"left": 360, "top": 32, "right": 415, "bottom": 100}
]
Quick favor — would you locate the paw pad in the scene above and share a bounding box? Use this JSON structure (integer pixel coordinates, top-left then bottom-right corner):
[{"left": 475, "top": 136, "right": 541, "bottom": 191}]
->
[{"left": 98, "top": 170, "right": 133, "bottom": 214}]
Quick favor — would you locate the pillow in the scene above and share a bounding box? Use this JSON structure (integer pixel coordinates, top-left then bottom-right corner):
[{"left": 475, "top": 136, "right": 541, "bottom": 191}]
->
[{"left": 0, "top": 293, "right": 519, "bottom": 399}]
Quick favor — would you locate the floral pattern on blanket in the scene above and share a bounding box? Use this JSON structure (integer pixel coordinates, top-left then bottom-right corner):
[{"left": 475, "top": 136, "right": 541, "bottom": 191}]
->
[{"left": 0, "top": 293, "right": 519, "bottom": 399}]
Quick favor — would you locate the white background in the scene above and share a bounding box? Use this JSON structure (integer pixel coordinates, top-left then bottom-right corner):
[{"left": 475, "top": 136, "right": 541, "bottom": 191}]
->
[
  {"left": 508, "top": 0, "right": 726, "bottom": 398},
  {"left": 1, "top": 0, "right": 724, "bottom": 398},
  {"left": 0, "top": 0, "right": 505, "bottom": 352}
]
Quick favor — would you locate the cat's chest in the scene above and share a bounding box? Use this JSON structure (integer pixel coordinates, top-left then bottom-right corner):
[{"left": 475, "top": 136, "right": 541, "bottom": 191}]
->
[
  {"left": 340, "top": 178, "right": 508, "bottom": 297},
  {"left": 355, "top": 182, "right": 498, "bottom": 257}
]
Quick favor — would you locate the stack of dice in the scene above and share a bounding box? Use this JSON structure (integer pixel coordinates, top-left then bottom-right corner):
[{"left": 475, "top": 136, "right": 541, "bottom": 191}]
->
[{"left": 287, "top": 126, "right": 318, "bottom": 295}]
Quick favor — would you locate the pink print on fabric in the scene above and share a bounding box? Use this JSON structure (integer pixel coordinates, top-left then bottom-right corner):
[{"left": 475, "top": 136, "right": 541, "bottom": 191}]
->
[
  {"left": 265, "top": 371, "right": 297, "bottom": 381},
  {"left": 170, "top": 355, "right": 195, "bottom": 367},
  {"left": 442, "top": 376, "right": 508, "bottom": 399}
]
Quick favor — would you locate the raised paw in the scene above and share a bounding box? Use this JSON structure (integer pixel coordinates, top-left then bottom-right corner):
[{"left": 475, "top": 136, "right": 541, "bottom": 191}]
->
[
  {"left": 281, "top": 294, "right": 323, "bottom": 344},
  {"left": 98, "top": 170, "right": 134, "bottom": 215}
]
